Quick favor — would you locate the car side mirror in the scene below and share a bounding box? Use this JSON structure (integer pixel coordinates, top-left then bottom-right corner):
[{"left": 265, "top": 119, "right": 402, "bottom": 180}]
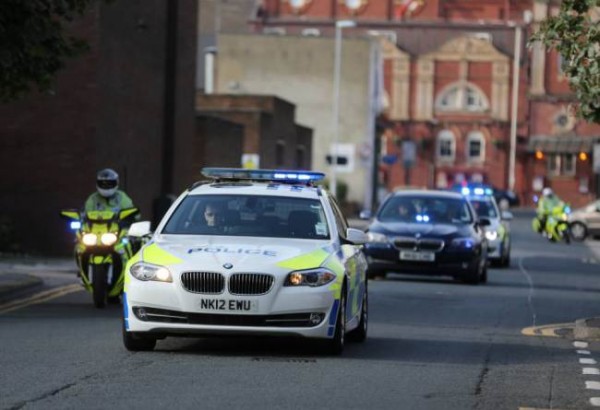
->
[
  {"left": 346, "top": 228, "right": 368, "bottom": 245},
  {"left": 128, "top": 221, "right": 152, "bottom": 237},
  {"left": 478, "top": 217, "right": 491, "bottom": 227},
  {"left": 359, "top": 210, "right": 372, "bottom": 220},
  {"left": 501, "top": 211, "right": 513, "bottom": 221}
]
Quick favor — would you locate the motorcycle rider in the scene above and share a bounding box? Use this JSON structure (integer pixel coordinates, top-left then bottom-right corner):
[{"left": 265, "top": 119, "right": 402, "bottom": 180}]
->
[
  {"left": 85, "top": 168, "right": 135, "bottom": 213},
  {"left": 536, "top": 187, "right": 561, "bottom": 232}
]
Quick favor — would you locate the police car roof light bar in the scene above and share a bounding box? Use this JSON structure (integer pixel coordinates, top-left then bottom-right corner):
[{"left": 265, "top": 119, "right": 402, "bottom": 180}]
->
[{"left": 201, "top": 168, "right": 325, "bottom": 185}]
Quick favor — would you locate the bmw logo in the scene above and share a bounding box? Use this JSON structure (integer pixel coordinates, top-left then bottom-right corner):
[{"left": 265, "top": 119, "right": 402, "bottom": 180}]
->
[{"left": 223, "top": 263, "right": 233, "bottom": 269}]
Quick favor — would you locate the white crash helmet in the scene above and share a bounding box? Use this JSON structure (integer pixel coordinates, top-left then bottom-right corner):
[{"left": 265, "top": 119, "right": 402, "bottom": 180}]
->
[
  {"left": 542, "top": 187, "right": 553, "bottom": 198},
  {"left": 96, "top": 168, "right": 119, "bottom": 198}
]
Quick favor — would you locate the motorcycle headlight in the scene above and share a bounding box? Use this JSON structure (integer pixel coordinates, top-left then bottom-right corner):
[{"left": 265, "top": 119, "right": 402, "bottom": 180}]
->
[
  {"left": 451, "top": 238, "right": 475, "bottom": 249},
  {"left": 284, "top": 268, "right": 336, "bottom": 287},
  {"left": 367, "top": 232, "right": 388, "bottom": 243},
  {"left": 485, "top": 230, "right": 498, "bottom": 241},
  {"left": 130, "top": 263, "right": 173, "bottom": 283},
  {"left": 100, "top": 233, "right": 118, "bottom": 246},
  {"left": 82, "top": 233, "right": 97, "bottom": 246}
]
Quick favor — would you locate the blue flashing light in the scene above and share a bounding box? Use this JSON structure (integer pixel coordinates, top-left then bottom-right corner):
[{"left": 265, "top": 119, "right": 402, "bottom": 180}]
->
[
  {"left": 461, "top": 187, "right": 470, "bottom": 195},
  {"left": 565, "top": 206, "right": 571, "bottom": 214},
  {"left": 423, "top": 215, "right": 430, "bottom": 222},
  {"left": 70, "top": 221, "right": 81, "bottom": 230},
  {"left": 465, "top": 239, "right": 474, "bottom": 249},
  {"left": 474, "top": 188, "right": 485, "bottom": 196},
  {"left": 202, "top": 168, "right": 325, "bottom": 184},
  {"left": 485, "top": 188, "right": 493, "bottom": 195},
  {"left": 416, "top": 215, "right": 423, "bottom": 222}
]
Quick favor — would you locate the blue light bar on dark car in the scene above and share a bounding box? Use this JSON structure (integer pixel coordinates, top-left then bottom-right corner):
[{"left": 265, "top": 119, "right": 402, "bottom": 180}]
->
[{"left": 201, "top": 168, "right": 325, "bottom": 184}]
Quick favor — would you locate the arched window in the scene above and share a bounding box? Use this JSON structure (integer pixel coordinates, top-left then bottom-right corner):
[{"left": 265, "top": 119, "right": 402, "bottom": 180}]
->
[
  {"left": 466, "top": 131, "right": 485, "bottom": 162},
  {"left": 437, "top": 130, "right": 455, "bottom": 162},
  {"left": 436, "top": 83, "right": 489, "bottom": 113}
]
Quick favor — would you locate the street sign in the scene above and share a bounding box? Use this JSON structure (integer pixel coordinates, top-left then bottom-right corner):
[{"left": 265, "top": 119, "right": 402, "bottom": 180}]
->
[
  {"left": 242, "top": 154, "right": 260, "bottom": 169},
  {"left": 594, "top": 143, "right": 600, "bottom": 174}
]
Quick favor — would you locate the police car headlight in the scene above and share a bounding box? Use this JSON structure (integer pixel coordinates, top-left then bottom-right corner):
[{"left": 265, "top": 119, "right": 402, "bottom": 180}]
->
[
  {"left": 100, "top": 233, "right": 118, "bottom": 246},
  {"left": 82, "top": 233, "right": 97, "bottom": 246},
  {"left": 285, "top": 269, "right": 336, "bottom": 287},
  {"left": 485, "top": 230, "right": 498, "bottom": 241},
  {"left": 367, "top": 232, "right": 388, "bottom": 243},
  {"left": 130, "top": 263, "right": 173, "bottom": 283}
]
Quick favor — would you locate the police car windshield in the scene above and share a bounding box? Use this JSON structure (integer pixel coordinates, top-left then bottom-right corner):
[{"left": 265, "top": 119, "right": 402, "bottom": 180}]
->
[
  {"left": 162, "top": 194, "right": 330, "bottom": 239},
  {"left": 378, "top": 195, "right": 473, "bottom": 224},
  {"left": 469, "top": 198, "right": 498, "bottom": 219}
]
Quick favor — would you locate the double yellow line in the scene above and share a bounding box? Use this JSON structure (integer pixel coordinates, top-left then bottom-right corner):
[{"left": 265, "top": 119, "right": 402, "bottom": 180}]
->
[{"left": 0, "top": 284, "right": 83, "bottom": 315}]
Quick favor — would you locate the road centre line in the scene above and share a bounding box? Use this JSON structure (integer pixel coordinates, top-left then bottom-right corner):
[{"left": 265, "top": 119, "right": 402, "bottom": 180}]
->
[
  {"left": 584, "top": 368, "right": 600, "bottom": 375},
  {"left": 578, "top": 350, "right": 592, "bottom": 355},
  {"left": 581, "top": 358, "right": 598, "bottom": 365},
  {"left": 575, "top": 341, "right": 589, "bottom": 348},
  {"left": 587, "top": 381, "right": 600, "bottom": 390},
  {"left": 0, "top": 284, "right": 82, "bottom": 314}
]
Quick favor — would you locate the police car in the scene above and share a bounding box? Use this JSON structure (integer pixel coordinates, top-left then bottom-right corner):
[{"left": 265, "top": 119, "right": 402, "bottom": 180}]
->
[
  {"left": 460, "top": 186, "right": 512, "bottom": 267},
  {"left": 122, "top": 168, "right": 368, "bottom": 354}
]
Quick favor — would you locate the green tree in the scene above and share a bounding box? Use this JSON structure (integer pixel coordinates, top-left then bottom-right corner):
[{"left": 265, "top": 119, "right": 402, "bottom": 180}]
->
[
  {"left": 0, "top": 0, "right": 98, "bottom": 102},
  {"left": 530, "top": 0, "right": 600, "bottom": 123}
]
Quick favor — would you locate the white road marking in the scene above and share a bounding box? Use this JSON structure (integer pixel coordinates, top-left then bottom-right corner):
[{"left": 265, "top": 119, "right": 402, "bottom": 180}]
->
[
  {"left": 575, "top": 341, "right": 590, "bottom": 348},
  {"left": 591, "top": 397, "right": 600, "bottom": 407},
  {"left": 578, "top": 350, "right": 592, "bottom": 355},
  {"left": 587, "top": 381, "right": 600, "bottom": 390},
  {"left": 580, "top": 358, "right": 598, "bottom": 365},
  {"left": 584, "top": 368, "right": 600, "bottom": 375}
]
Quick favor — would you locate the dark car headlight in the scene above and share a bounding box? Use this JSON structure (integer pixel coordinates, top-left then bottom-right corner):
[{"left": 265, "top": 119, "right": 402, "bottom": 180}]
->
[{"left": 366, "top": 232, "right": 389, "bottom": 243}]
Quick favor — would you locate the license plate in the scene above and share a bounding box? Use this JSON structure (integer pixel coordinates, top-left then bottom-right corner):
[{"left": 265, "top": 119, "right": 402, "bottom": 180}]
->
[
  {"left": 400, "top": 251, "right": 435, "bottom": 262},
  {"left": 199, "top": 299, "right": 258, "bottom": 312}
]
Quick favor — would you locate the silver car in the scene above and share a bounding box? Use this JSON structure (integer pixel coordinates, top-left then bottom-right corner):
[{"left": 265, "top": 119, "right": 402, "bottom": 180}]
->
[
  {"left": 468, "top": 195, "right": 512, "bottom": 267},
  {"left": 568, "top": 200, "right": 600, "bottom": 241}
]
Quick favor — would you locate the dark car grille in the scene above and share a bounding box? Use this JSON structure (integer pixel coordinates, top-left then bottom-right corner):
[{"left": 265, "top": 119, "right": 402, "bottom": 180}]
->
[
  {"left": 393, "top": 237, "right": 444, "bottom": 252},
  {"left": 181, "top": 272, "right": 225, "bottom": 294},
  {"left": 132, "top": 307, "right": 324, "bottom": 328},
  {"left": 228, "top": 273, "right": 274, "bottom": 295}
]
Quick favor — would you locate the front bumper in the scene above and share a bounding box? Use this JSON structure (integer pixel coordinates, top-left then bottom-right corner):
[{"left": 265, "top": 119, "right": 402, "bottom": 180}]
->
[
  {"left": 364, "top": 243, "right": 480, "bottom": 276},
  {"left": 124, "top": 276, "right": 338, "bottom": 339}
]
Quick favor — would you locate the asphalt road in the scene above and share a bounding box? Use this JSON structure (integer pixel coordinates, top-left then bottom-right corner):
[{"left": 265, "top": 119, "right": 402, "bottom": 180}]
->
[{"left": 2, "top": 215, "right": 600, "bottom": 410}]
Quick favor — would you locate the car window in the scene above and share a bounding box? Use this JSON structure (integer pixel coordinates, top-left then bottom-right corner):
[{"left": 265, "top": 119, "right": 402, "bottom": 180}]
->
[
  {"left": 469, "top": 198, "right": 498, "bottom": 218},
  {"left": 328, "top": 194, "right": 349, "bottom": 239},
  {"left": 162, "top": 194, "right": 330, "bottom": 239},
  {"left": 378, "top": 195, "right": 473, "bottom": 224}
]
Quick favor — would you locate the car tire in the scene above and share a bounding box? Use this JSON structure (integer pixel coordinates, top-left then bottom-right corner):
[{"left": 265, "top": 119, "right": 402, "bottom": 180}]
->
[
  {"left": 463, "top": 259, "right": 482, "bottom": 285},
  {"left": 347, "top": 283, "right": 368, "bottom": 343},
  {"left": 324, "top": 286, "right": 346, "bottom": 355},
  {"left": 570, "top": 222, "right": 587, "bottom": 242},
  {"left": 122, "top": 318, "right": 156, "bottom": 352},
  {"left": 501, "top": 248, "right": 511, "bottom": 268}
]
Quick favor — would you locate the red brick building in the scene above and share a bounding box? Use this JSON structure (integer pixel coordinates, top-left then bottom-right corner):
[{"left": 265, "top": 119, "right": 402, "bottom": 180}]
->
[{"left": 251, "top": 0, "right": 600, "bottom": 207}]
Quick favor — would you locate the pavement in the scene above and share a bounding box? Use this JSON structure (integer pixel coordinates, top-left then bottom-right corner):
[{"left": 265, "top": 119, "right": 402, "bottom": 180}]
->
[{"left": 2, "top": 208, "right": 600, "bottom": 341}]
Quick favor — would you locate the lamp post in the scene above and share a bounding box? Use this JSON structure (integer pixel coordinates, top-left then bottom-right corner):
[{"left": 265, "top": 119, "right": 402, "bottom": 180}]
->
[{"left": 330, "top": 19, "right": 356, "bottom": 199}]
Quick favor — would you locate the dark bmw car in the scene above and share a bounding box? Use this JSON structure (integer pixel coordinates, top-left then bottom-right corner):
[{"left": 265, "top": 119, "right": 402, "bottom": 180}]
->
[{"left": 363, "top": 190, "right": 489, "bottom": 284}]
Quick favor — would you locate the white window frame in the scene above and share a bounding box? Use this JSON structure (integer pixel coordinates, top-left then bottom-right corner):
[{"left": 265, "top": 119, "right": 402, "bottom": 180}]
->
[
  {"left": 435, "top": 82, "right": 490, "bottom": 113},
  {"left": 466, "top": 131, "right": 485, "bottom": 163},
  {"left": 547, "top": 153, "right": 576, "bottom": 177},
  {"left": 437, "top": 130, "right": 456, "bottom": 162}
]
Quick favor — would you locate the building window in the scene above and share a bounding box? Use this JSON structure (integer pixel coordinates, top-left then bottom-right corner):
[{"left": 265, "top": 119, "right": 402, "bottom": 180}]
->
[
  {"left": 548, "top": 154, "right": 576, "bottom": 177},
  {"left": 437, "top": 130, "right": 455, "bottom": 162},
  {"left": 436, "top": 83, "right": 489, "bottom": 113},
  {"left": 466, "top": 131, "right": 485, "bottom": 162},
  {"left": 275, "top": 140, "right": 285, "bottom": 167}
]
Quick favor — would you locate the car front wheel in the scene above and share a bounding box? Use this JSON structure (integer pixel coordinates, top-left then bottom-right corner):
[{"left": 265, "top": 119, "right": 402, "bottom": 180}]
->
[{"left": 570, "top": 222, "right": 587, "bottom": 242}]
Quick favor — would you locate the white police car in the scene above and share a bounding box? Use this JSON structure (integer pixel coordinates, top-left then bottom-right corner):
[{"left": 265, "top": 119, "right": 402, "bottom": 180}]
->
[
  {"left": 461, "top": 187, "right": 512, "bottom": 267},
  {"left": 122, "top": 168, "right": 368, "bottom": 354}
]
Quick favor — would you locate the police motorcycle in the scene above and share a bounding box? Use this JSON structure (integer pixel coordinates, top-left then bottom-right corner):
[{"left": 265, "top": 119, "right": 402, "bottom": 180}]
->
[
  {"left": 60, "top": 208, "right": 140, "bottom": 308},
  {"left": 532, "top": 202, "right": 571, "bottom": 244}
]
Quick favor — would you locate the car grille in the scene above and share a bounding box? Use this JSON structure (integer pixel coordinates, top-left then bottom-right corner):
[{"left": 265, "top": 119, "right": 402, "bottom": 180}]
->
[
  {"left": 181, "top": 272, "right": 225, "bottom": 294},
  {"left": 132, "top": 307, "right": 324, "bottom": 327},
  {"left": 228, "top": 273, "right": 274, "bottom": 295},
  {"left": 393, "top": 237, "right": 444, "bottom": 252}
]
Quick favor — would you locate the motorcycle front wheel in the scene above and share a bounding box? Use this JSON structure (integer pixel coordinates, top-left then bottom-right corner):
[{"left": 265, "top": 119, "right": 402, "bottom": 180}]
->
[{"left": 92, "top": 264, "right": 108, "bottom": 308}]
